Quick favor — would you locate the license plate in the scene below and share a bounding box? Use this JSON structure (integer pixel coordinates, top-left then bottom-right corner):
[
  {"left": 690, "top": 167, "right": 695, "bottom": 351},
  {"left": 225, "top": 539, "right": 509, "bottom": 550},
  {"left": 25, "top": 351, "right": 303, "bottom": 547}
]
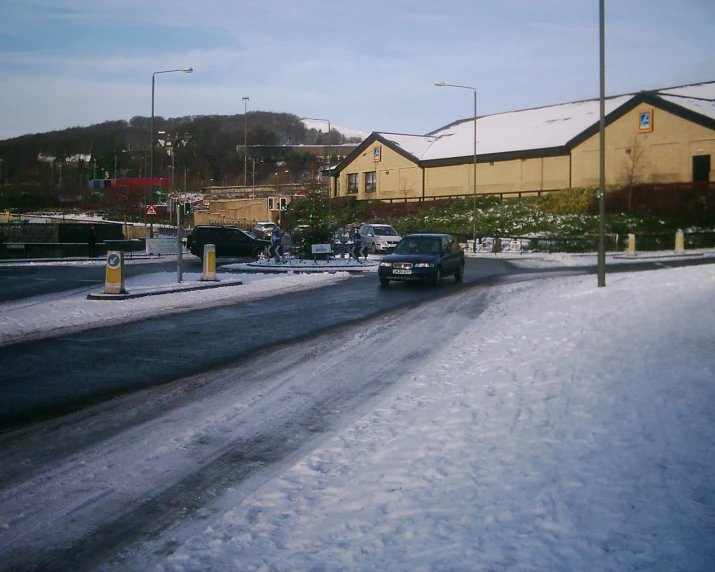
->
[{"left": 393, "top": 269, "right": 412, "bottom": 275}]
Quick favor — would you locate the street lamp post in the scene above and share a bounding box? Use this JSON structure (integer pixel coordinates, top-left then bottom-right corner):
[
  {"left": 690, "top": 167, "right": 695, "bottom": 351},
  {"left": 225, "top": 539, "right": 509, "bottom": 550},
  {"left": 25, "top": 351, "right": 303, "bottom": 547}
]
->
[
  {"left": 301, "top": 116, "right": 331, "bottom": 198},
  {"left": 149, "top": 66, "right": 192, "bottom": 237},
  {"left": 243, "top": 96, "right": 249, "bottom": 188},
  {"left": 597, "top": 0, "right": 607, "bottom": 287},
  {"left": 434, "top": 81, "right": 477, "bottom": 252}
]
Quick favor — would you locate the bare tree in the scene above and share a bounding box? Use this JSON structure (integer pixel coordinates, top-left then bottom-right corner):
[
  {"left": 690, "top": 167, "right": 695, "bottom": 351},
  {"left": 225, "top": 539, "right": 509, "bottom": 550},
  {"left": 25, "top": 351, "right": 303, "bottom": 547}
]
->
[
  {"left": 399, "top": 177, "right": 415, "bottom": 216},
  {"left": 620, "top": 135, "right": 646, "bottom": 211}
]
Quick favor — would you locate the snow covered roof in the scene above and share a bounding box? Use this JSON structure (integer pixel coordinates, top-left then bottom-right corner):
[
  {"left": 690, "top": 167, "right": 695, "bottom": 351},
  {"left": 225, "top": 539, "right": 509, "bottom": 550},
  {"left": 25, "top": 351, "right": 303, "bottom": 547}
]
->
[
  {"left": 349, "top": 81, "right": 715, "bottom": 168},
  {"left": 402, "top": 95, "right": 632, "bottom": 161},
  {"left": 656, "top": 81, "right": 715, "bottom": 121}
]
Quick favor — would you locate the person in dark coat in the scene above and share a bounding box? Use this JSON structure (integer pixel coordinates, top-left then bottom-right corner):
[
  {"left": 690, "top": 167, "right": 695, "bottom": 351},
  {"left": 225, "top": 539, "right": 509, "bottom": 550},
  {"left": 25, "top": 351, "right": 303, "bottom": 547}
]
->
[
  {"left": 88, "top": 225, "right": 97, "bottom": 257},
  {"left": 353, "top": 229, "right": 362, "bottom": 262}
]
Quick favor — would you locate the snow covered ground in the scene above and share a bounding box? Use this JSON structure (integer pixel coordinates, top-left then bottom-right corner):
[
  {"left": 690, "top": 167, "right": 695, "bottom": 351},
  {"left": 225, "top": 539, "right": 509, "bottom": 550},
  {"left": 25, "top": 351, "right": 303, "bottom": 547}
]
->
[
  {"left": 1, "top": 255, "right": 714, "bottom": 570},
  {"left": 87, "top": 261, "right": 712, "bottom": 571}
]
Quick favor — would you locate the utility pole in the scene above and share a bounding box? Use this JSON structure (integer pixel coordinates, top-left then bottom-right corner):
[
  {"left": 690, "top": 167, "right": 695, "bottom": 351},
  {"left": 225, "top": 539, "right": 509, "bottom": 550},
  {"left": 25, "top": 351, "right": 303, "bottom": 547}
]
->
[
  {"left": 243, "top": 96, "right": 249, "bottom": 188},
  {"left": 597, "top": 0, "right": 607, "bottom": 287}
]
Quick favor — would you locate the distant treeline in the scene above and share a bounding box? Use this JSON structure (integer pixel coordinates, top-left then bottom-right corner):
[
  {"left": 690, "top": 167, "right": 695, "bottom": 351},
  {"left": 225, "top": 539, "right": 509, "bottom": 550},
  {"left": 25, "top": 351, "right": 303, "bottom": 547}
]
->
[{"left": 0, "top": 111, "right": 358, "bottom": 208}]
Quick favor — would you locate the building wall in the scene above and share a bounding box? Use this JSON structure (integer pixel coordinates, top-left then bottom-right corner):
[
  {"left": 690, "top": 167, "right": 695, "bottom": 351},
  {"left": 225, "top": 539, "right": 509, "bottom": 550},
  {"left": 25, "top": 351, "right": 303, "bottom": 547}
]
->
[
  {"left": 193, "top": 197, "right": 287, "bottom": 227},
  {"left": 337, "top": 142, "right": 424, "bottom": 200},
  {"left": 337, "top": 143, "right": 573, "bottom": 200},
  {"left": 336, "top": 103, "right": 714, "bottom": 202},
  {"left": 572, "top": 104, "right": 715, "bottom": 187}
]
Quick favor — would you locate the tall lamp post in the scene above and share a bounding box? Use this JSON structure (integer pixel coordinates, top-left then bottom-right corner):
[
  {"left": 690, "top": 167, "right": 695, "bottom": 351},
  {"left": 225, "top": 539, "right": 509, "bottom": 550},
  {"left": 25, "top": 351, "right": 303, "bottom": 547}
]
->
[
  {"left": 597, "top": 0, "right": 607, "bottom": 287},
  {"left": 243, "top": 96, "right": 249, "bottom": 188},
  {"left": 149, "top": 67, "right": 193, "bottom": 222},
  {"left": 301, "top": 116, "right": 331, "bottom": 196},
  {"left": 150, "top": 66, "right": 192, "bottom": 281},
  {"left": 434, "top": 81, "right": 477, "bottom": 252}
]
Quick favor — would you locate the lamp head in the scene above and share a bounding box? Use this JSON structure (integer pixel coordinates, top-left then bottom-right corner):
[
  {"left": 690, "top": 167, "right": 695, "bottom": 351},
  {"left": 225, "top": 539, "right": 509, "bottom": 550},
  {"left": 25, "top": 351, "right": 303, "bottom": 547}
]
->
[
  {"left": 181, "top": 67, "right": 193, "bottom": 73},
  {"left": 434, "top": 81, "right": 446, "bottom": 87}
]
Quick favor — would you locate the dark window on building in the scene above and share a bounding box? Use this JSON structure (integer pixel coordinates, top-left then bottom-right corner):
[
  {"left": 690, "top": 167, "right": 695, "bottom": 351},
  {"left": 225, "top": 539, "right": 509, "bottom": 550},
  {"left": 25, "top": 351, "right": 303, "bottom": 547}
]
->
[
  {"left": 693, "top": 155, "right": 711, "bottom": 183},
  {"left": 365, "top": 171, "right": 376, "bottom": 193},
  {"left": 347, "top": 173, "right": 359, "bottom": 194}
]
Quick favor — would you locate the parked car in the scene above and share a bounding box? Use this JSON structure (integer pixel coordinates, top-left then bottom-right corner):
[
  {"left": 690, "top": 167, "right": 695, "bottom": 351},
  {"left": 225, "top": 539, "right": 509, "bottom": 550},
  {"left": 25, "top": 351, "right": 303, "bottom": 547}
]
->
[
  {"left": 187, "top": 225, "right": 270, "bottom": 259},
  {"left": 377, "top": 233, "right": 465, "bottom": 286},
  {"left": 253, "top": 221, "right": 278, "bottom": 240},
  {"left": 358, "top": 223, "right": 401, "bottom": 253}
]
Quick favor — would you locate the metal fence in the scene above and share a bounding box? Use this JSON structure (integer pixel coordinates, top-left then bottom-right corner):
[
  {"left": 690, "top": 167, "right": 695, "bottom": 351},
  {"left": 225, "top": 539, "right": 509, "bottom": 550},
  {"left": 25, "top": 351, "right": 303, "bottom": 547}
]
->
[
  {"left": 0, "top": 223, "right": 145, "bottom": 259},
  {"left": 408, "top": 228, "right": 715, "bottom": 254}
]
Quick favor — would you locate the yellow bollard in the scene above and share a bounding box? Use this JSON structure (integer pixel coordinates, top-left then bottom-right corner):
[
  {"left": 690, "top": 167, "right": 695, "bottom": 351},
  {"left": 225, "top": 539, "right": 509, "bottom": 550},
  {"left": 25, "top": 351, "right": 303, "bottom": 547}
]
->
[
  {"left": 627, "top": 233, "right": 636, "bottom": 256},
  {"left": 675, "top": 230, "right": 685, "bottom": 255},
  {"left": 104, "top": 251, "right": 126, "bottom": 294},
  {"left": 201, "top": 244, "right": 218, "bottom": 281}
]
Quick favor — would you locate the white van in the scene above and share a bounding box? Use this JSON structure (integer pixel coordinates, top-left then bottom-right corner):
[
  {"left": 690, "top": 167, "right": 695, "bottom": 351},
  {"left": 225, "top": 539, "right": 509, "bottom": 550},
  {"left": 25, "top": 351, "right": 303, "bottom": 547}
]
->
[
  {"left": 253, "top": 221, "right": 277, "bottom": 240},
  {"left": 358, "top": 223, "right": 402, "bottom": 253}
]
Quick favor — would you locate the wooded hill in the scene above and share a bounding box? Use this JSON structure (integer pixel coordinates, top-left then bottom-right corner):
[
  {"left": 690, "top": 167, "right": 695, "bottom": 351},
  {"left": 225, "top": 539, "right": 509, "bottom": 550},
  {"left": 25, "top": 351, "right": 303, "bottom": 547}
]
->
[{"left": 0, "top": 112, "right": 358, "bottom": 209}]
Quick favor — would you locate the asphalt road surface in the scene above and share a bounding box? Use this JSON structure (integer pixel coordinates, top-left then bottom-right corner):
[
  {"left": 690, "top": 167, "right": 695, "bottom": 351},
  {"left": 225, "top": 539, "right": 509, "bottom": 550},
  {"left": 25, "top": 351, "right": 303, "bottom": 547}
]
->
[
  {"left": 0, "top": 257, "right": 518, "bottom": 430},
  {"left": 0, "top": 258, "right": 182, "bottom": 303},
  {"left": 0, "top": 284, "right": 495, "bottom": 571},
  {"left": 1, "top": 255, "right": 713, "bottom": 432}
]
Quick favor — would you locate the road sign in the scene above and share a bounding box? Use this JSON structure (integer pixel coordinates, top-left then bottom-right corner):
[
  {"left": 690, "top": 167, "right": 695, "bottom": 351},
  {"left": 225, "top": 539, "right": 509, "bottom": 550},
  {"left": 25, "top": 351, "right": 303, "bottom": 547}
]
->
[
  {"left": 104, "top": 250, "right": 126, "bottom": 294},
  {"left": 311, "top": 243, "right": 332, "bottom": 254},
  {"left": 107, "top": 252, "right": 121, "bottom": 269},
  {"left": 146, "top": 204, "right": 157, "bottom": 216}
]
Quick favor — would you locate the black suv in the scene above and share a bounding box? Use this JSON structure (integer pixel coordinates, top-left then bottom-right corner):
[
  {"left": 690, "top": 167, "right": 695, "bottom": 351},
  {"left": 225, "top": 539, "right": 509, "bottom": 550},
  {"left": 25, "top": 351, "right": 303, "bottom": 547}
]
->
[{"left": 187, "top": 225, "right": 270, "bottom": 259}]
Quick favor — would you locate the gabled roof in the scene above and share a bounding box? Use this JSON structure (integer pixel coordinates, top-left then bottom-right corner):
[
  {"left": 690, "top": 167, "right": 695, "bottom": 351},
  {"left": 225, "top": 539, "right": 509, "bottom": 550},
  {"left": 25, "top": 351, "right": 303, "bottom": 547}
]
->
[{"left": 335, "top": 81, "right": 715, "bottom": 173}]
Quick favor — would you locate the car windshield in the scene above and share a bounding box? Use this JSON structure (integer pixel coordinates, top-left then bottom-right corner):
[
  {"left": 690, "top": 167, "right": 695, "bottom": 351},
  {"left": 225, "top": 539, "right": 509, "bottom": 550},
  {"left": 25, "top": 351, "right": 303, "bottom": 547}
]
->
[
  {"left": 394, "top": 237, "right": 441, "bottom": 254},
  {"left": 373, "top": 226, "right": 399, "bottom": 236}
]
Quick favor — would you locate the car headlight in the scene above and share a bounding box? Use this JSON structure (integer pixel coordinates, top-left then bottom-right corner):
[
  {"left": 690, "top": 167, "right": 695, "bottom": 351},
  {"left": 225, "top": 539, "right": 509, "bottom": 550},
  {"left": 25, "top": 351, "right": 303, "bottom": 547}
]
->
[
  {"left": 414, "top": 262, "right": 434, "bottom": 268},
  {"left": 379, "top": 262, "right": 392, "bottom": 267}
]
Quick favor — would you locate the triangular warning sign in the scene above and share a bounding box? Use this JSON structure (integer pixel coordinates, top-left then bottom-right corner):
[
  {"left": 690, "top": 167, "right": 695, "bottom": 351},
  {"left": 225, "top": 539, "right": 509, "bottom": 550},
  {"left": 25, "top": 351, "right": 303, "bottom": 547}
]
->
[{"left": 146, "top": 204, "right": 157, "bottom": 216}]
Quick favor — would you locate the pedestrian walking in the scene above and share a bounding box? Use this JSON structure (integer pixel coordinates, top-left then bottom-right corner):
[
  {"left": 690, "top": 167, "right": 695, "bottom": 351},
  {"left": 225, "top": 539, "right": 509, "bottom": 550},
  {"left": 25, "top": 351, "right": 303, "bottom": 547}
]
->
[
  {"left": 88, "top": 225, "right": 97, "bottom": 257},
  {"left": 281, "top": 229, "right": 292, "bottom": 262},
  {"left": 353, "top": 229, "right": 362, "bottom": 262}
]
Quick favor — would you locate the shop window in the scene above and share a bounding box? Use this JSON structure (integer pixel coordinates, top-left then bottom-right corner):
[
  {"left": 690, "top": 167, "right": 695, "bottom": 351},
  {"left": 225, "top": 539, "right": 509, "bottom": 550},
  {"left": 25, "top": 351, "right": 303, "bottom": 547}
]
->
[
  {"left": 347, "top": 173, "right": 359, "bottom": 194},
  {"left": 365, "top": 171, "right": 376, "bottom": 193}
]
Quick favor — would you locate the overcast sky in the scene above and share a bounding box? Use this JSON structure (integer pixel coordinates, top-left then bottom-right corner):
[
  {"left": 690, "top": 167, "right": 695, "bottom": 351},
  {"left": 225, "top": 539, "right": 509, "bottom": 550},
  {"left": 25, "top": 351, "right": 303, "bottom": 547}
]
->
[{"left": 0, "top": 0, "right": 713, "bottom": 141}]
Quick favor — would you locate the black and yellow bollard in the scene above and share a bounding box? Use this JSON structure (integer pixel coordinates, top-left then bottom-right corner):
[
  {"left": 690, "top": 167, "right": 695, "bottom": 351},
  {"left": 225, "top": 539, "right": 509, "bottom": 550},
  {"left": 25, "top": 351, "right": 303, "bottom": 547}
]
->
[
  {"left": 104, "top": 251, "right": 126, "bottom": 294},
  {"left": 201, "top": 244, "right": 218, "bottom": 281}
]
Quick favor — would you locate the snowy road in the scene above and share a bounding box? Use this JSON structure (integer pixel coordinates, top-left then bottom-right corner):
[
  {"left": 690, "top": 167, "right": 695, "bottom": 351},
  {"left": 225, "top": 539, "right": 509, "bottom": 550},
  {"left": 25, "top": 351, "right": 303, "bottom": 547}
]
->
[
  {"left": 0, "top": 284, "right": 495, "bottom": 571},
  {"left": 0, "top": 261, "right": 714, "bottom": 570}
]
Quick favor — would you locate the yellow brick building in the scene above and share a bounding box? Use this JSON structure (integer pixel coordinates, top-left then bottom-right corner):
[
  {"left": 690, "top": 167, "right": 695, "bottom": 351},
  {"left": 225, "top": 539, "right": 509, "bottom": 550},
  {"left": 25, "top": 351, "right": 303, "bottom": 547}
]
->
[{"left": 333, "top": 81, "right": 715, "bottom": 201}]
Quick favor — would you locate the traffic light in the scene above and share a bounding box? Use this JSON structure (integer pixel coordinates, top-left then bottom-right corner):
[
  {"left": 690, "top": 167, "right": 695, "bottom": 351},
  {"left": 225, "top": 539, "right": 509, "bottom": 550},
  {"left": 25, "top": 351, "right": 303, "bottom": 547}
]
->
[
  {"left": 279, "top": 197, "right": 287, "bottom": 211},
  {"left": 183, "top": 202, "right": 192, "bottom": 215}
]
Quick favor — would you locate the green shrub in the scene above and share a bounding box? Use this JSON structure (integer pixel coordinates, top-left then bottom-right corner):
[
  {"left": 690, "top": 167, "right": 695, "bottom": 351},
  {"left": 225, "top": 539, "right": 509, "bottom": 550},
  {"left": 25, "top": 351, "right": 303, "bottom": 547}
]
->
[{"left": 539, "top": 187, "right": 595, "bottom": 215}]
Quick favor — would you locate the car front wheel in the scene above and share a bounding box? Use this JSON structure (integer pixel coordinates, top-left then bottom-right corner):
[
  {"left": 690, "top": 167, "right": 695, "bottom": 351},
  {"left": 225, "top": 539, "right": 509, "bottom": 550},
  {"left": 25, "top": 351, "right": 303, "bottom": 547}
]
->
[
  {"left": 431, "top": 267, "right": 443, "bottom": 286},
  {"left": 379, "top": 277, "right": 390, "bottom": 286},
  {"left": 454, "top": 260, "right": 464, "bottom": 282}
]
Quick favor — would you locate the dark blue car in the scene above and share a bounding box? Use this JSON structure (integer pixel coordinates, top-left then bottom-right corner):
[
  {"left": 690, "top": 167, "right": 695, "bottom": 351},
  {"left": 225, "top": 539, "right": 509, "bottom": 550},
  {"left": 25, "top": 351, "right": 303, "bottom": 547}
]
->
[{"left": 378, "top": 233, "right": 465, "bottom": 286}]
